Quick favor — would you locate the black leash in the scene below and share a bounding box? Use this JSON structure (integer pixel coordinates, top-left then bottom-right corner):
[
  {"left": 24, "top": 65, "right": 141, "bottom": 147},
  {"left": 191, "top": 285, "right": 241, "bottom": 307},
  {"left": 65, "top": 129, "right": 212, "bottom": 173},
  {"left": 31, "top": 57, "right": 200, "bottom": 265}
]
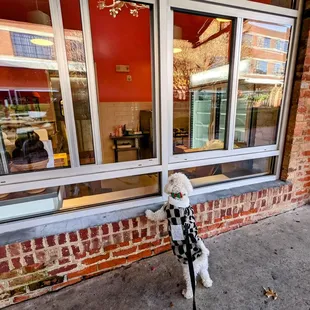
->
[{"left": 184, "top": 223, "right": 197, "bottom": 310}]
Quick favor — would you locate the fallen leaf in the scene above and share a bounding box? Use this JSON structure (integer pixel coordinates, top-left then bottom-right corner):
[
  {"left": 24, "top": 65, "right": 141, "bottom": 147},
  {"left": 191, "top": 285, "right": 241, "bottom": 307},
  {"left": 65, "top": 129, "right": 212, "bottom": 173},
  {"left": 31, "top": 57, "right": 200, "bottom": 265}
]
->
[
  {"left": 169, "top": 302, "right": 174, "bottom": 307},
  {"left": 263, "top": 287, "right": 278, "bottom": 300}
]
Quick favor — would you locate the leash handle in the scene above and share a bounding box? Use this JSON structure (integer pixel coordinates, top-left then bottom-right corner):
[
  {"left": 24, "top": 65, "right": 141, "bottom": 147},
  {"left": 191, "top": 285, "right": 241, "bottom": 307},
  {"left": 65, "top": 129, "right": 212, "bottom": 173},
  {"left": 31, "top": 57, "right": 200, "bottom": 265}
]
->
[{"left": 184, "top": 223, "right": 197, "bottom": 310}]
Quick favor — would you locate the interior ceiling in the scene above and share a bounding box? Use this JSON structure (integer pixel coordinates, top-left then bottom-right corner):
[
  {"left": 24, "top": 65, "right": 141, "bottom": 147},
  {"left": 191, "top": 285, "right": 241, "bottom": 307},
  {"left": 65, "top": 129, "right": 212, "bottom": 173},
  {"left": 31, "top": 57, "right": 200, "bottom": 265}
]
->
[
  {"left": 0, "top": 0, "right": 50, "bottom": 22},
  {"left": 1, "top": 1, "right": 212, "bottom": 44},
  {"left": 174, "top": 12, "right": 213, "bottom": 44}
]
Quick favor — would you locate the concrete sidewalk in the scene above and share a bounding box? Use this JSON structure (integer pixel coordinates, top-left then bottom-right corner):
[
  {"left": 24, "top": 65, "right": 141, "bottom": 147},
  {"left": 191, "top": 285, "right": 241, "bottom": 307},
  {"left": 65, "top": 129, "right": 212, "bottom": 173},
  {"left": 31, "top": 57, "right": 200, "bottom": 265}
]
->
[{"left": 8, "top": 206, "right": 310, "bottom": 310}]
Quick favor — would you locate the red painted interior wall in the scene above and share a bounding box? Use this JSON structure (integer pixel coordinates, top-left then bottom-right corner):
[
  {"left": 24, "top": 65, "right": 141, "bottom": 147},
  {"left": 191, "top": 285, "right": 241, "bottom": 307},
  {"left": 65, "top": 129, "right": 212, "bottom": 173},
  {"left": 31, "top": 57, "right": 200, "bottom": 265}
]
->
[
  {"left": 250, "top": 0, "right": 272, "bottom": 3},
  {"left": 88, "top": 0, "right": 152, "bottom": 102},
  {"left": 1, "top": 0, "right": 244, "bottom": 104},
  {"left": 0, "top": 67, "right": 50, "bottom": 103},
  {"left": 0, "top": 0, "right": 211, "bottom": 104}
]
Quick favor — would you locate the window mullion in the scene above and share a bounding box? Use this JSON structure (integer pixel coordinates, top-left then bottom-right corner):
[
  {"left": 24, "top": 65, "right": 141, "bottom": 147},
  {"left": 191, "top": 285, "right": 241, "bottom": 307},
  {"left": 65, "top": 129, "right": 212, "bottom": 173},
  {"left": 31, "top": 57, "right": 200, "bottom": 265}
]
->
[
  {"left": 159, "top": 0, "right": 171, "bottom": 194},
  {"left": 227, "top": 17, "right": 243, "bottom": 151},
  {"left": 0, "top": 129, "right": 9, "bottom": 174},
  {"left": 49, "top": 0, "right": 80, "bottom": 167},
  {"left": 151, "top": 0, "right": 161, "bottom": 161},
  {"left": 79, "top": 0, "right": 103, "bottom": 165}
]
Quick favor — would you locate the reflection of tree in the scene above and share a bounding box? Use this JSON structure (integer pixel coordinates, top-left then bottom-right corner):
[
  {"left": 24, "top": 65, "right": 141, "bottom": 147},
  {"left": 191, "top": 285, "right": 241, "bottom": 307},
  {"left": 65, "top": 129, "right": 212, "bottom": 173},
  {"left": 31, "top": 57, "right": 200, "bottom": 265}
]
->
[
  {"left": 173, "top": 40, "right": 194, "bottom": 92},
  {"left": 64, "top": 30, "right": 85, "bottom": 63},
  {"left": 241, "top": 39, "right": 253, "bottom": 60},
  {"left": 200, "top": 32, "right": 230, "bottom": 69},
  {"left": 173, "top": 22, "right": 231, "bottom": 100}
]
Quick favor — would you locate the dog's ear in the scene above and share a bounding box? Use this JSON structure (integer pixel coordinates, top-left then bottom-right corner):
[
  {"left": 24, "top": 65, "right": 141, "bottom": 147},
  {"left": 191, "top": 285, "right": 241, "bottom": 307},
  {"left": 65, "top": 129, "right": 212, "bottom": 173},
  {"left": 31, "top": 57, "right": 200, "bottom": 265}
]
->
[
  {"left": 181, "top": 173, "right": 193, "bottom": 194},
  {"left": 164, "top": 174, "right": 174, "bottom": 194}
]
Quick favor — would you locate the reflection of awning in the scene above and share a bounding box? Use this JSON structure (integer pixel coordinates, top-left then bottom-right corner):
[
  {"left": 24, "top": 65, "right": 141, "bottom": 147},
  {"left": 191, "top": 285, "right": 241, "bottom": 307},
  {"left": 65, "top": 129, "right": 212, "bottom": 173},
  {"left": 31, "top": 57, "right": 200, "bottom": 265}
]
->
[
  {"left": 0, "top": 55, "right": 86, "bottom": 72},
  {"left": 190, "top": 60, "right": 250, "bottom": 87},
  {"left": 190, "top": 59, "right": 284, "bottom": 87},
  {"left": 243, "top": 78, "right": 283, "bottom": 85},
  {"left": 0, "top": 87, "right": 58, "bottom": 92}
]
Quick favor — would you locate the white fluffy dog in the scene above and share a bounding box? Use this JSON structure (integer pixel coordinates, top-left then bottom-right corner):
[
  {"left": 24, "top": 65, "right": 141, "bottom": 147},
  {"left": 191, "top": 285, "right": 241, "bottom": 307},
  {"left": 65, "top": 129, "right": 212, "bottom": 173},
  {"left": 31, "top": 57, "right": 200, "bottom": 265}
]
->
[{"left": 145, "top": 173, "right": 213, "bottom": 299}]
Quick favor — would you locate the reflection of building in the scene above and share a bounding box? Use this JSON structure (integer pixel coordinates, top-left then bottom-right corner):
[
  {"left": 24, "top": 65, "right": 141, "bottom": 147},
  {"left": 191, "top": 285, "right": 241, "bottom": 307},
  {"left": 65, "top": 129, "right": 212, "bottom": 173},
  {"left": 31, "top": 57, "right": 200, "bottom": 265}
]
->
[
  {"left": 0, "top": 19, "right": 86, "bottom": 70},
  {"left": 242, "top": 20, "right": 289, "bottom": 79},
  {"left": 236, "top": 21, "right": 290, "bottom": 146},
  {"left": 173, "top": 16, "right": 290, "bottom": 151}
]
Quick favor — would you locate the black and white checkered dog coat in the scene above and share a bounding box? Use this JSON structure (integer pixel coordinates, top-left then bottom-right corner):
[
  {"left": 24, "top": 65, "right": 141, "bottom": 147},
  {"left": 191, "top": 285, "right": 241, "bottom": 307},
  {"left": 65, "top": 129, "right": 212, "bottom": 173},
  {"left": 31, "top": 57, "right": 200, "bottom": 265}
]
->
[{"left": 165, "top": 203, "right": 202, "bottom": 265}]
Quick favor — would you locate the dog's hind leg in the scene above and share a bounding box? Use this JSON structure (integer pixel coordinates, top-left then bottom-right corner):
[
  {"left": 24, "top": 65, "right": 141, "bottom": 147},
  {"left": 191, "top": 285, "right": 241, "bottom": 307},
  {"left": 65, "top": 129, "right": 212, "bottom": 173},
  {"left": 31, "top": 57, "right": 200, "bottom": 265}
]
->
[
  {"left": 181, "top": 265, "right": 193, "bottom": 299},
  {"left": 200, "top": 267, "right": 213, "bottom": 288},
  {"left": 181, "top": 260, "right": 200, "bottom": 299}
]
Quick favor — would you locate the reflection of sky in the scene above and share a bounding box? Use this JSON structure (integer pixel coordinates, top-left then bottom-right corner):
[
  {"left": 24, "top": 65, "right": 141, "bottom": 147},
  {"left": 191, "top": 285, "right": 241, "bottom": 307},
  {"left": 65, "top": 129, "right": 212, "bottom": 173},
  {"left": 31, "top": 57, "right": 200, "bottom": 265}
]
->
[{"left": 249, "top": 21, "right": 290, "bottom": 33}]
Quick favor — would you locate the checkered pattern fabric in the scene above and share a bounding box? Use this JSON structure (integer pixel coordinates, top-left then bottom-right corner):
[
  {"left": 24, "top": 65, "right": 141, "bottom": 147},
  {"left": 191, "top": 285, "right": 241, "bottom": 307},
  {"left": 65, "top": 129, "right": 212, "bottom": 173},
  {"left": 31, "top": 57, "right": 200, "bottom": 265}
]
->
[{"left": 165, "top": 203, "right": 202, "bottom": 265}]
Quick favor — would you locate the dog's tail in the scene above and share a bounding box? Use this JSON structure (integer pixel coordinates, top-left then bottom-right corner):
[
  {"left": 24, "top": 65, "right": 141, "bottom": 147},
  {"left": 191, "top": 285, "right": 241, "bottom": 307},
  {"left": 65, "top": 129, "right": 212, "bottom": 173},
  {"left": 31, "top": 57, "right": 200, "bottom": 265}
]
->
[{"left": 198, "top": 239, "right": 210, "bottom": 256}]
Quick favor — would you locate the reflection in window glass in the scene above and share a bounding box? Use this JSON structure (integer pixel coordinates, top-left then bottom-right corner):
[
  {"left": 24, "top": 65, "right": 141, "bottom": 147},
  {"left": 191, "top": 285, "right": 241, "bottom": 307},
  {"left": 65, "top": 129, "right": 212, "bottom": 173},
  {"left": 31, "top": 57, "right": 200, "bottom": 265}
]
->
[
  {"left": 235, "top": 20, "right": 291, "bottom": 148},
  {"left": 0, "top": 0, "right": 71, "bottom": 175},
  {"left": 274, "top": 63, "right": 285, "bottom": 75},
  {"left": 255, "top": 61, "right": 268, "bottom": 74},
  {"left": 264, "top": 37, "right": 271, "bottom": 48},
  {"left": 0, "top": 173, "right": 160, "bottom": 221},
  {"left": 171, "top": 157, "right": 273, "bottom": 188},
  {"left": 173, "top": 12, "right": 233, "bottom": 154},
  {"left": 60, "top": 0, "right": 95, "bottom": 165},
  {"left": 62, "top": 173, "right": 160, "bottom": 209},
  {"left": 0, "top": 129, "right": 9, "bottom": 176},
  {"left": 89, "top": 0, "right": 155, "bottom": 163}
]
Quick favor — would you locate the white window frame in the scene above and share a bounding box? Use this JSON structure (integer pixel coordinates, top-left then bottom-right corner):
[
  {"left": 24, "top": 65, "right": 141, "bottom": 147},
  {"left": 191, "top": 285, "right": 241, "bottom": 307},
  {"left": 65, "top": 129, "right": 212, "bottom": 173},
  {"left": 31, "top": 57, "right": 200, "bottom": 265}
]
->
[
  {"left": 0, "top": 0, "right": 161, "bottom": 193},
  {"left": 166, "top": 0, "right": 297, "bottom": 182},
  {"left": 0, "top": 0, "right": 304, "bottom": 229}
]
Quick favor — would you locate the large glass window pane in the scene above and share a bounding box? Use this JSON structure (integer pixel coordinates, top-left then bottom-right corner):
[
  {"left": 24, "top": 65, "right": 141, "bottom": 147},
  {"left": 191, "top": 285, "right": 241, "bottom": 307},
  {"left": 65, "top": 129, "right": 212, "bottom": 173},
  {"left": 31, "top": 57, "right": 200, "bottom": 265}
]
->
[
  {"left": 173, "top": 12, "right": 233, "bottom": 154},
  {"left": 60, "top": 0, "right": 95, "bottom": 165},
  {"left": 234, "top": 20, "right": 291, "bottom": 148},
  {"left": 88, "top": 0, "right": 155, "bottom": 163},
  {"left": 171, "top": 157, "right": 274, "bottom": 187},
  {"left": 0, "top": 0, "right": 71, "bottom": 175},
  {"left": 0, "top": 173, "right": 160, "bottom": 221},
  {"left": 62, "top": 173, "right": 160, "bottom": 209}
]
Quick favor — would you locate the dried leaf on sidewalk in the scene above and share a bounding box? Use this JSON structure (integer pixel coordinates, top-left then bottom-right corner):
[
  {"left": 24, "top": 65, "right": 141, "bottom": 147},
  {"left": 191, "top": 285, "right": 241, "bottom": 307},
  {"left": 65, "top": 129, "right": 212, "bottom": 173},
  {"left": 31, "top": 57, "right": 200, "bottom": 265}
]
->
[{"left": 263, "top": 287, "right": 278, "bottom": 300}]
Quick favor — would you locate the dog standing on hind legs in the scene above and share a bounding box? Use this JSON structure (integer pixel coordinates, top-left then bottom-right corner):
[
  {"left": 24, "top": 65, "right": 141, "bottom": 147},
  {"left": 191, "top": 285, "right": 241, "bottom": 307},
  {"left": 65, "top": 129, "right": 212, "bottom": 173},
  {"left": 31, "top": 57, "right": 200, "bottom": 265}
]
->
[{"left": 145, "top": 173, "right": 213, "bottom": 299}]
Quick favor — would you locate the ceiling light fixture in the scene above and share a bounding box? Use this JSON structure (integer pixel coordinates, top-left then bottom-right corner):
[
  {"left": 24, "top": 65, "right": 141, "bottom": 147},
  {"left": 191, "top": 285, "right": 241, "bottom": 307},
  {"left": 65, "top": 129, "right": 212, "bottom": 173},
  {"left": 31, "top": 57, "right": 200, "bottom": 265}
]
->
[
  {"left": 97, "top": 0, "right": 148, "bottom": 18},
  {"left": 173, "top": 48, "right": 182, "bottom": 54},
  {"left": 27, "top": 0, "right": 51, "bottom": 26},
  {"left": 216, "top": 18, "right": 231, "bottom": 23},
  {"left": 30, "top": 38, "right": 54, "bottom": 46}
]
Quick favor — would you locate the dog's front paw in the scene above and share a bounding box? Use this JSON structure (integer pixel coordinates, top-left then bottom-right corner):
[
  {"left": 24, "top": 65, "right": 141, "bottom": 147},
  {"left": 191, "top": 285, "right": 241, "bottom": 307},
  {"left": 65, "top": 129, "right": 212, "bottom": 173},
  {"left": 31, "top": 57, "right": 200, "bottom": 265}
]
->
[
  {"left": 182, "top": 289, "right": 193, "bottom": 299},
  {"left": 145, "top": 209, "right": 154, "bottom": 221}
]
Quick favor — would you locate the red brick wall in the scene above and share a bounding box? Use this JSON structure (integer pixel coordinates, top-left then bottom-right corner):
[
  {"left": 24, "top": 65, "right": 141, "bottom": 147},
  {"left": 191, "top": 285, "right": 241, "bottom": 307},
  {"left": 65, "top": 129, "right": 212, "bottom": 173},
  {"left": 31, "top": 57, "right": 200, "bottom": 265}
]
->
[
  {"left": 0, "top": 183, "right": 297, "bottom": 308},
  {"left": 281, "top": 2, "right": 310, "bottom": 203}
]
